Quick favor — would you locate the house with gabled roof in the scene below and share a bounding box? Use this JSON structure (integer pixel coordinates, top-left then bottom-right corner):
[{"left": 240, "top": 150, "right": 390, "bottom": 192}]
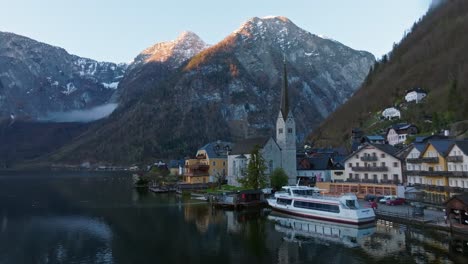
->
[
  {"left": 184, "top": 140, "right": 233, "bottom": 184},
  {"left": 405, "top": 140, "right": 454, "bottom": 204},
  {"left": 344, "top": 143, "right": 403, "bottom": 185},
  {"left": 386, "top": 123, "right": 418, "bottom": 146},
  {"left": 446, "top": 140, "right": 468, "bottom": 194},
  {"left": 297, "top": 155, "right": 334, "bottom": 184}
]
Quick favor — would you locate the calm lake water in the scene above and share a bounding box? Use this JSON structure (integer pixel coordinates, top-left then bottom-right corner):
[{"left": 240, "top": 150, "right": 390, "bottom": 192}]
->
[{"left": 0, "top": 171, "right": 467, "bottom": 264}]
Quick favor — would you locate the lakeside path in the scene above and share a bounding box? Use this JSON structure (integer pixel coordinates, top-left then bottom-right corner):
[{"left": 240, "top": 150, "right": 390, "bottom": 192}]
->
[{"left": 358, "top": 201, "right": 465, "bottom": 233}]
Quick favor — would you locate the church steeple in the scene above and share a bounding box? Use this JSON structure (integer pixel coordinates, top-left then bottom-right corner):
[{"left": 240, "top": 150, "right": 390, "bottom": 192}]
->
[{"left": 280, "top": 57, "right": 289, "bottom": 119}]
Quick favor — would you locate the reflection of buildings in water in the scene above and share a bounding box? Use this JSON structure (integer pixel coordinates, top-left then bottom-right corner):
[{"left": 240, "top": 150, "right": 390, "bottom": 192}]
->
[
  {"left": 450, "top": 235, "right": 468, "bottom": 262},
  {"left": 183, "top": 203, "right": 223, "bottom": 233},
  {"left": 224, "top": 210, "right": 267, "bottom": 234},
  {"left": 405, "top": 229, "right": 455, "bottom": 263},
  {"left": 225, "top": 211, "right": 241, "bottom": 233},
  {"left": 359, "top": 220, "right": 406, "bottom": 257},
  {"left": 268, "top": 214, "right": 375, "bottom": 248}
]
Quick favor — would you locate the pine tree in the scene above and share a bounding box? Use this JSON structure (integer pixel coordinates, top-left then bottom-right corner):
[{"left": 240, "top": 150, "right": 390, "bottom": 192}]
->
[{"left": 238, "top": 145, "right": 267, "bottom": 190}]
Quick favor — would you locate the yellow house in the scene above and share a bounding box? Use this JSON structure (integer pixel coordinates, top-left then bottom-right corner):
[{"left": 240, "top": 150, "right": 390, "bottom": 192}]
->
[
  {"left": 407, "top": 140, "right": 453, "bottom": 204},
  {"left": 184, "top": 141, "right": 233, "bottom": 184},
  {"left": 195, "top": 141, "right": 232, "bottom": 182}
]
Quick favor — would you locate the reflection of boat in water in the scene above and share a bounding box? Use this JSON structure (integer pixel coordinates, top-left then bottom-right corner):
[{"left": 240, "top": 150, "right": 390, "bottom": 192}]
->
[
  {"left": 268, "top": 213, "right": 376, "bottom": 248},
  {"left": 267, "top": 185, "right": 375, "bottom": 225}
]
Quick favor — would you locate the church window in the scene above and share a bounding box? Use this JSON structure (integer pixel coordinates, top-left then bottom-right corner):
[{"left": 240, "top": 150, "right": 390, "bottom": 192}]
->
[
  {"left": 288, "top": 128, "right": 292, "bottom": 133},
  {"left": 279, "top": 128, "right": 283, "bottom": 134}
]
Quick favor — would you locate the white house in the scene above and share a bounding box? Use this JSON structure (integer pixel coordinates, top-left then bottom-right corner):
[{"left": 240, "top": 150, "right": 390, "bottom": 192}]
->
[
  {"left": 405, "top": 143, "right": 427, "bottom": 186},
  {"left": 386, "top": 123, "right": 418, "bottom": 146},
  {"left": 382, "top": 107, "right": 401, "bottom": 120},
  {"left": 446, "top": 141, "right": 468, "bottom": 190},
  {"left": 405, "top": 88, "right": 427, "bottom": 103},
  {"left": 344, "top": 143, "right": 403, "bottom": 184}
]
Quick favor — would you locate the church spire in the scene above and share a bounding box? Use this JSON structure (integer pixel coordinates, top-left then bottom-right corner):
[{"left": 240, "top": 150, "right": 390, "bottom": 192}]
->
[{"left": 280, "top": 56, "right": 289, "bottom": 119}]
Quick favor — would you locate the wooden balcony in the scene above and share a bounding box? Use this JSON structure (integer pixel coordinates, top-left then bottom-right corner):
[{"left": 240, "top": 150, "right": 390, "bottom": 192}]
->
[
  {"left": 407, "top": 157, "right": 439, "bottom": 163},
  {"left": 447, "top": 156, "right": 463, "bottom": 162},
  {"left": 351, "top": 166, "right": 388, "bottom": 172},
  {"left": 360, "top": 156, "right": 378, "bottom": 162}
]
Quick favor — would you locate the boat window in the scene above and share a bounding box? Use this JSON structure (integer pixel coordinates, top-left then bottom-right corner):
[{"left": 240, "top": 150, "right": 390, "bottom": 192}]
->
[
  {"left": 293, "top": 201, "right": 340, "bottom": 213},
  {"left": 345, "top": 200, "right": 357, "bottom": 209},
  {"left": 292, "top": 189, "right": 317, "bottom": 196},
  {"left": 277, "top": 198, "right": 292, "bottom": 205}
]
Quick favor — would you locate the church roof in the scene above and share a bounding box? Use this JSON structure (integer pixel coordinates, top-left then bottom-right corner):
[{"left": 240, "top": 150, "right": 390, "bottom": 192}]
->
[
  {"left": 230, "top": 137, "right": 271, "bottom": 155},
  {"left": 280, "top": 60, "right": 290, "bottom": 119}
]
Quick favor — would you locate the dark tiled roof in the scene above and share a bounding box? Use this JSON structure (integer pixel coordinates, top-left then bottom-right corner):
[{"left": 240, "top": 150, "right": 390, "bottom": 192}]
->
[
  {"left": 454, "top": 140, "right": 468, "bottom": 155},
  {"left": 199, "top": 141, "right": 233, "bottom": 159},
  {"left": 297, "top": 156, "right": 332, "bottom": 170},
  {"left": 230, "top": 137, "right": 272, "bottom": 155},
  {"left": 415, "top": 135, "right": 448, "bottom": 143},
  {"left": 428, "top": 139, "right": 454, "bottom": 156},
  {"left": 371, "top": 143, "right": 401, "bottom": 157},
  {"left": 365, "top": 135, "right": 385, "bottom": 141},
  {"left": 445, "top": 193, "right": 468, "bottom": 206}
]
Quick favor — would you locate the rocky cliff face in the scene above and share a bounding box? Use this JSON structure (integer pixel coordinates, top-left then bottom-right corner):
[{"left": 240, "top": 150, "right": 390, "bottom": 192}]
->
[
  {"left": 50, "top": 16, "right": 375, "bottom": 164},
  {"left": 115, "top": 31, "right": 209, "bottom": 103},
  {"left": 0, "top": 31, "right": 127, "bottom": 119}
]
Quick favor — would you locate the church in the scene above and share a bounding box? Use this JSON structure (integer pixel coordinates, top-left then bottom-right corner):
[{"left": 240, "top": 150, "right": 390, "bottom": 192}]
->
[{"left": 226, "top": 60, "right": 297, "bottom": 186}]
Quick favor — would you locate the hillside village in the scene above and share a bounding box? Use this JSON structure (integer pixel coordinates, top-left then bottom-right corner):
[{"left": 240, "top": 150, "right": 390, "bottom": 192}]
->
[{"left": 120, "top": 65, "right": 468, "bottom": 211}]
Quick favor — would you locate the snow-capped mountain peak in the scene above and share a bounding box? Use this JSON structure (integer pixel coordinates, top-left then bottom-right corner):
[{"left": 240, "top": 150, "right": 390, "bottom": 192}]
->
[{"left": 130, "top": 31, "right": 210, "bottom": 69}]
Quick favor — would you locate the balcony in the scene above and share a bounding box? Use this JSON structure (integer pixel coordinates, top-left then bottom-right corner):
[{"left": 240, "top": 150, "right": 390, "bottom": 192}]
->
[
  {"left": 360, "top": 156, "right": 378, "bottom": 162},
  {"left": 406, "top": 158, "right": 422, "bottom": 164},
  {"left": 421, "top": 157, "right": 439, "bottom": 163},
  {"left": 449, "top": 171, "right": 468, "bottom": 177},
  {"left": 351, "top": 166, "right": 388, "bottom": 172},
  {"left": 447, "top": 156, "right": 463, "bottom": 162},
  {"left": 448, "top": 186, "right": 465, "bottom": 193},
  {"left": 405, "top": 170, "right": 451, "bottom": 176}
]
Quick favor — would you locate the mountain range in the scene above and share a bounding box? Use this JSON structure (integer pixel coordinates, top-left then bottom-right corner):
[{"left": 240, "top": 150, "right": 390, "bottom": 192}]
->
[
  {"left": 0, "top": 31, "right": 127, "bottom": 119},
  {"left": 46, "top": 16, "right": 374, "bottom": 165}
]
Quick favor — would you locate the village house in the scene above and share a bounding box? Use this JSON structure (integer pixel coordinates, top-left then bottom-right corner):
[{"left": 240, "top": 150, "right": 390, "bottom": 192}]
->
[
  {"left": 386, "top": 123, "right": 418, "bottom": 146},
  {"left": 405, "top": 88, "right": 427, "bottom": 103},
  {"left": 344, "top": 143, "right": 404, "bottom": 184},
  {"left": 446, "top": 140, "right": 468, "bottom": 194},
  {"left": 405, "top": 140, "right": 453, "bottom": 205},
  {"left": 184, "top": 141, "right": 233, "bottom": 184},
  {"left": 297, "top": 155, "right": 333, "bottom": 184},
  {"left": 382, "top": 107, "right": 401, "bottom": 120}
]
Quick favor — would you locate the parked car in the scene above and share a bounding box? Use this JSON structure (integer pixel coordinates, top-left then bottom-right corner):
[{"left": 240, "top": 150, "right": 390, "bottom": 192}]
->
[
  {"left": 379, "top": 195, "right": 397, "bottom": 204},
  {"left": 364, "top": 194, "right": 384, "bottom": 202},
  {"left": 386, "top": 198, "right": 406, "bottom": 205}
]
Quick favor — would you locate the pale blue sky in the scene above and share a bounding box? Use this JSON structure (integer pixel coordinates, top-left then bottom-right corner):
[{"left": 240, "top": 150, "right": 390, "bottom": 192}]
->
[{"left": 0, "top": 0, "right": 431, "bottom": 63}]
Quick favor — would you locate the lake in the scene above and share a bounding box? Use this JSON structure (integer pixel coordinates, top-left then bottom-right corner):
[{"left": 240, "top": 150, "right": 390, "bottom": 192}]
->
[{"left": 0, "top": 171, "right": 466, "bottom": 264}]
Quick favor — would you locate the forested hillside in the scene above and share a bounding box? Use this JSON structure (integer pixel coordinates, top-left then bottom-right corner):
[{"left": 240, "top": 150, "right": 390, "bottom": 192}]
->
[{"left": 309, "top": 0, "right": 468, "bottom": 148}]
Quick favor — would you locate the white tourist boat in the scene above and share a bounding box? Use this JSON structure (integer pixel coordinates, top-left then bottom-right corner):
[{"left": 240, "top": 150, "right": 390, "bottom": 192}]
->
[{"left": 267, "top": 185, "right": 375, "bottom": 225}]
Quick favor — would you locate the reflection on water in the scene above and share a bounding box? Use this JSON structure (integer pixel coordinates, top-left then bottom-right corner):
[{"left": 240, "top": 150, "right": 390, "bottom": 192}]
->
[
  {"left": 0, "top": 172, "right": 467, "bottom": 264},
  {"left": 267, "top": 213, "right": 375, "bottom": 248}
]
